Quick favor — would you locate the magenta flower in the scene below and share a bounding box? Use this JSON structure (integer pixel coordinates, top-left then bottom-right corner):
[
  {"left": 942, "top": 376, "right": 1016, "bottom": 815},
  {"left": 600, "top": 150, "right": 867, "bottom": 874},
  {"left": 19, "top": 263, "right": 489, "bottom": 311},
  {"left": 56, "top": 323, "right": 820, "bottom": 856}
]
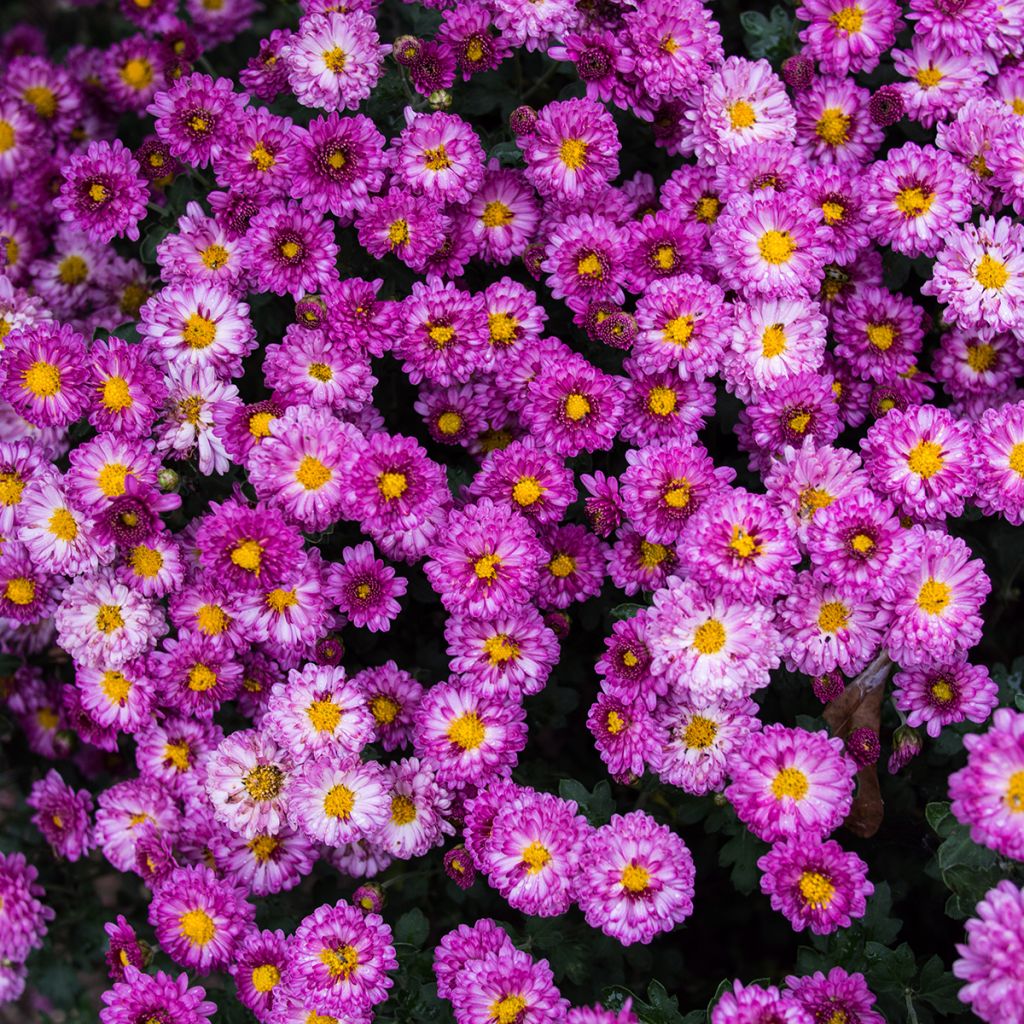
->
[{"left": 55, "top": 139, "right": 147, "bottom": 243}]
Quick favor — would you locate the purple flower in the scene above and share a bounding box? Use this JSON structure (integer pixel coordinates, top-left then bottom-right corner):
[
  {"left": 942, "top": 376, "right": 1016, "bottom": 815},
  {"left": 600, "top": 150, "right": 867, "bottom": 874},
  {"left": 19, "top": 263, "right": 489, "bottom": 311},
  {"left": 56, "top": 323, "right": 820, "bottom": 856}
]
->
[
  {"left": 55, "top": 139, "right": 147, "bottom": 243},
  {"left": 100, "top": 966, "right": 216, "bottom": 1024},
  {"left": 149, "top": 72, "right": 248, "bottom": 169},
  {"left": 27, "top": 769, "right": 93, "bottom": 861},
  {"left": 451, "top": 946, "right": 569, "bottom": 1023},
  {"left": 0, "top": 851, "right": 54, "bottom": 964}
]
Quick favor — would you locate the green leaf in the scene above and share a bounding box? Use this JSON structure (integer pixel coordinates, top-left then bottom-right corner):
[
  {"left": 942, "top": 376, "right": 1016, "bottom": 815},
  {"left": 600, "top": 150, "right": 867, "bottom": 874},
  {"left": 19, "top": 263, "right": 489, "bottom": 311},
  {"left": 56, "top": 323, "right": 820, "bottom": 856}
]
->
[
  {"left": 558, "top": 778, "right": 614, "bottom": 826},
  {"left": 717, "top": 827, "right": 766, "bottom": 896},
  {"left": 865, "top": 940, "right": 916, "bottom": 996},
  {"left": 394, "top": 908, "right": 429, "bottom": 947},
  {"left": 915, "top": 955, "right": 964, "bottom": 1014},
  {"left": 610, "top": 602, "right": 646, "bottom": 620}
]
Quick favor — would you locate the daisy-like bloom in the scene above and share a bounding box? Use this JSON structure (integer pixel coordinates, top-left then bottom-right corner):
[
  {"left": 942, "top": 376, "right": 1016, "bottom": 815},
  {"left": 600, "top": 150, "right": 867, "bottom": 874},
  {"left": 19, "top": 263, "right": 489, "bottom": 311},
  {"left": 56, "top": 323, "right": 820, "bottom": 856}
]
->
[
  {"left": 325, "top": 542, "right": 407, "bottom": 632},
  {"left": 786, "top": 969, "right": 883, "bottom": 1024},
  {"left": 393, "top": 109, "right": 485, "bottom": 205},
  {"left": 413, "top": 680, "right": 527, "bottom": 789},
  {"left": 541, "top": 213, "right": 629, "bottom": 316},
  {"left": 805, "top": 491, "right": 910, "bottom": 600},
  {"left": 686, "top": 56, "right": 796, "bottom": 162},
  {"left": 480, "top": 277, "right": 547, "bottom": 369},
  {"left": 103, "top": 915, "right": 149, "bottom": 982},
  {"left": 211, "top": 106, "right": 296, "bottom": 201},
  {"left": 354, "top": 662, "right": 423, "bottom": 752},
  {"left": 451, "top": 947, "right": 570, "bottom": 1024},
  {"left": 88, "top": 337, "right": 167, "bottom": 439},
  {"left": 576, "top": 811, "right": 694, "bottom": 946},
  {"left": 446, "top": 606, "right": 559, "bottom": 699},
  {"left": 713, "top": 192, "right": 829, "bottom": 299},
  {"left": 712, "top": 982, "right": 812, "bottom": 1024},
  {"left": 832, "top": 284, "right": 925, "bottom": 383},
  {"left": 289, "top": 900, "right": 396, "bottom": 1015},
  {"left": 937, "top": 97, "right": 1010, "bottom": 211},
  {"left": 588, "top": 690, "right": 659, "bottom": 780},
  {"left": 974, "top": 401, "right": 1024, "bottom": 524},
  {"left": 356, "top": 188, "right": 450, "bottom": 273},
  {"left": 158, "top": 365, "right": 238, "bottom": 476},
  {"left": 893, "top": 43, "right": 987, "bottom": 130},
  {"left": 0, "top": 439, "right": 45, "bottom": 535},
  {"left": 0, "top": 96, "right": 43, "bottom": 183},
  {"left": 377, "top": 756, "right": 453, "bottom": 859},
  {"left": 248, "top": 404, "right": 363, "bottom": 532},
  {"left": 549, "top": 28, "right": 636, "bottom": 108},
  {"left": 0, "top": 546, "right": 59, "bottom": 624},
  {"left": 212, "top": 819, "right": 318, "bottom": 897},
  {"left": 27, "top": 769, "right": 92, "bottom": 862},
  {"left": 149, "top": 72, "right": 248, "bottom": 169},
  {"left": 861, "top": 405, "right": 975, "bottom": 520},
  {"left": 229, "top": 928, "right": 289, "bottom": 1020},
  {"left": 523, "top": 352, "right": 624, "bottom": 457},
  {"left": 950, "top": 708, "right": 1024, "bottom": 860},
  {"left": 620, "top": 366, "right": 715, "bottom": 449},
  {"left": 424, "top": 499, "right": 542, "bottom": 618},
  {"left": 240, "top": 200, "right": 339, "bottom": 298},
  {"left": 758, "top": 835, "right": 872, "bottom": 935},
  {"left": 0, "top": 850, "right": 53, "bottom": 965},
  {"left": 66, "top": 433, "right": 160, "bottom": 508},
  {"left": 135, "top": 715, "right": 223, "bottom": 803},
  {"left": 522, "top": 98, "right": 619, "bottom": 200},
  {"left": 94, "top": 778, "right": 179, "bottom": 873},
  {"left": 863, "top": 143, "right": 972, "bottom": 259},
  {"left": 607, "top": 527, "right": 680, "bottom": 597},
  {"left": 954, "top": 880, "right": 1024, "bottom": 1022},
  {"left": 893, "top": 660, "right": 997, "bottom": 738},
  {"left": 100, "top": 966, "right": 216, "bottom": 1024},
  {"left": 153, "top": 632, "right": 244, "bottom": 718},
  {"left": 534, "top": 523, "right": 607, "bottom": 610},
  {"left": 140, "top": 281, "right": 256, "bottom": 378},
  {"left": 652, "top": 695, "right": 761, "bottom": 796},
  {"left": 439, "top": 5, "right": 512, "bottom": 81},
  {"left": 776, "top": 572, "right": 889, "bottom": 677},
  {"left": 933, "top": 330, "right": 1021, "bottom": 401},
  {"left": 468, "top": 439, "right": 574, "bottom": 526},
  {"left": 77, "top": 657, "right": 154, "bottom": 735},
  {"left": 264, "top": 662, "right": 373, "bottom": 762},
  {"left": 54, "top": 139, "right": 147, "bottom": 244},
  {"left": 204, "top": 728, "right": 291, "bottom": 839},
  {"left": 491, "top": 0, "right": 577, "bottom": 50},
  {"left": 682, "top": 489, "right": 801, "bottom": 604},
  {"left": 723, "top": 296, "right": 828, "bottom": 403},
  {"left": 282, "top": 11, "right": 386, "bottom": 112},
  {"left": 0, "top": 321, "right": 90, "bottom": 428},
  {"left": 18, "top": 473, "right": 106, "bottom": 576},
  {"left": 287, "top": 753, "right": 388, "bottom": 847},
  {"left": 149, "top": 864, "right": 254, "bottom": 973},
  {"left": 727, "top": 724, "right": 856, "bottom": 843},
  {"left": 796, "top": 0, "right": 901, "bottom": 75},
  {"left": 712, "top": 140, "right": 808, "bottom": 203},
  {"left": 396, "top": 281, "right": 488, "bottom": 386},
  {"left": 800, "top": 165, "right": 871, "bottom": 266},
  {"left": 462, "top": 165, "right": 540, "bottom": 265},
  {"left": 54, "top": 571, "right": 165, "bottom": 670},
  {"left": 288, "top": 112, "right": 387, "bottom": 221},
  {"left": 482, "top": 789, "right": 589, "bottom": 916},
  {"left": 620, "top": 443, "right": 735, "bottom": 546},
  {"left": 433, "top": 918, "right": 515, "bottom": 1000},
  {"left": 923, "top": 216, "right": 1024, "bottom": 338},
  {"left": 645, "top": 576, "right": 781, "bottom": 702},
  {"left": 623, "top": 208, "right": 706, "bottom": 295},
  {"left": 632, "top": 274, "right": 731, "bottom": 379}
]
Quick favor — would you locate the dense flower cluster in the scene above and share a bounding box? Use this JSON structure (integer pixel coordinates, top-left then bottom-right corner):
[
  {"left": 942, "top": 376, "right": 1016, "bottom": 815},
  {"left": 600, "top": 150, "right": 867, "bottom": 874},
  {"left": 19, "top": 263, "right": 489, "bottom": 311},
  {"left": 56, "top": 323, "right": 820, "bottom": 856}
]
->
[{"left": 0, "top": 0, "right": 1022, "bottom": 1020}]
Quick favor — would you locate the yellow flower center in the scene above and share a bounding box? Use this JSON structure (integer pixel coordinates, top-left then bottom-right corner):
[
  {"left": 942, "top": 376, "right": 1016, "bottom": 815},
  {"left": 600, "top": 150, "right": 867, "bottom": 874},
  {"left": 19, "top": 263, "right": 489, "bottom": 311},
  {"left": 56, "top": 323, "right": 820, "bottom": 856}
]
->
[
  {"left": 917, "top": 578, "right": 951, "bottom": 615},
  {"left": 761, "top": 324, "right": 787, "bottom": 357},
  {"left": 266, "top": 588, "right": 297, "bottom": 613},
  {"left": 22, "top": 361, "right": 62, "bottom": 398},
  {"left": 188, "top": 664, "right": 218, "bottom": 691},
  {"left": 391, "top": 794, "right": 417, "bottom": 825},
  {"left": 663, "top": 480, "right": 691, "bottom": 509},
  {"left": 437, "top": 411, "right": 462, "bottom": 435},
  {"left": 829, "top": 5, "right": 864, "bottom": 32},
  {"left": 179, "top": 909, "right": 216, "bottom": 946},
  {"left": 248, "top": 411, "right": 274, "bottom": 438},
  {"left": 815, "top": 108, "right": 850, "bottom": 146},
  {"left": 653, "top": 244, "right": 676, "bottom": 270},
  {"left": 817, "top": 600, "right": 849, "bottom": 633},
  {"left": 100, "top": 375, "right": 133, "bottom": 412},
  {"left": 693, "top": 619, "right": 726, "bottom": 655},
  {"left": 88, "top": 182, "right": 109, "bottom": 204},
  {"left": 683, "top": 715, "right": 718, "bottom": 748},
  {"left": 423, "top": 144, "right": 451, "bottom": 171},
  {"left": 559, "top": 137, "right": 588, "bottom": 170},
  {"left": 319, "top": 944, "right": 359, "bottom": 979},
  {"left": 130, "top": 545, "right": 163, "bottom": 577},
  {"left": 250, "top": 142, "right": 275, "bottom": 171},
  {"left": 231, "top": 540, "right": 264, "bottom": 574},
  {"left": 771, "top": 767, "right": 809, "bottom": 800},
  {"left": 251, "top": 964, "right": 280, "bottom": 993},
  {"left": 243, "top": 764, "right": 284, "bottom": 803},
  {"left": 1008, "top": 442, "right": 1024, "bottom": 477},
  {"left": 323, "top": 784, "right": 355, "bottom": 819},
  {"left": 906, "top": 439, "right": 943, "bottom": 479},
  {"left": 695, "top": 195, "right": 721, "bottom": 224},
  {"left": 930, "top": 679, "right": 955, "bottom": 704},
  {"left": 758, "top": 230, "right": 796, "bottom": 265},
  {"left": 647, "top": 386, "right": 677, "bottom": 416},
  {"left": 473, "top": 553, "right": 501, "bottom": 581},
  {"left": 488, "top": 312, "right": 519, "bottom": 346},
  {"left": 182, "top": 313, "right": 216, "bottom": 349},
  {"left": 96, "top": 463, "right": 129, "bottom": 498},
  {"left": 576, "top": 252, "right": 604, "bottom": 279},
  {"left": 511, "top": 476, "right": 543, "bottom": 507},
  {"left": 727, "top": 100, "right": 757, "bottom": 130},
  {"left": 484, "top": 633, "right": 519, "bottom": 664},
  {"left": 48, "top": 507, "right": 78, "bottom": 542},
  {"left": 976, "top": 254, "right": 1009, "bottom": 290},
  {"left": 639, "top": 541, "right": 669, "bottom": 568},
  {"left": 482, "top": 201, "right": 514, "bottom": 228},
  {"left": 4, "top": 577, "right": 34, "bottom": 605},
  {"left": 200, "top": 244, "right": 229, "bottom": 269},
  {"left": 370, "top": 694, "right": 400, "bottom": 725},
  {"left": 866, "top": 322, "right": 895, "bottom": 351},
  {"left": 163, "top": 740, "right": 191, "bottom": 772},
  {"left": 247, "top": 834, "right": 279, "bottom": 862},
  {"left": 548, "top": 552, "right": 576, "bottom": 578},
  {"left": 521, "top": 841, "right": 551, "bottom": 874},
  {"left": 966, "top": 343, "right": 996, "bottom": 373},
  {"left": 0, "top": 472, "right": 23, "bottom": 507},
  {"left": 448, "top": 711, "right": 486, "bottom": 750},
  {"left": 58, "top": 254, "right": 88, "bottom": 285},
  {"left": 0, "top": 121, "right": 14, "bottom": 153},
  {"left": 894, "top": 187, "right": 934, "bottom": 218},
  {"left": 96, "top": 604, "right": 125, "bottom": 634},
  {"left": 120, "top": 58, "right": 153, "bottom": 89},
  {"left": 195, "top": 604, "right": 228, "bottom": 636},
  {"left": 663, "top": 315, "right": 694, "bottom": 347},
  {"left": 307, "top": 699, "right": 342, "bottom": 733},
  {"left": 279, "top": 240, "right": 301, "bottom": 260},
  {"left": 728, "top": 524, "right": 761, "bottom": 559},
  {"left": 322, "top": 47, "right": 347, "bottom": 72},
  {"left": 850, "top": 532, "right": 874, "bottom": 555},
  {"left": 564, "top": 392, "right": 591, "bottom": 421},
  {"left": 101, "top": 670, "right": 131, "bottom": 704},
  {"left": 606, "top": 710, "right": 627, "bottom": 734},
  {"left": 1006, "top": 770, "right": 1024, "bottom": 813},
  {"left": 799, "top": 871, "right": 836, "bottom": 908},
  {"left": 915, "top": 66, "right": 943, "bottom": 89},
  {"left": 388, "top": 219, "right": 409, "bottom": 246},
  {"left": 295, "top": 455, "right": 332, "bottom": 490},
  {"left": 490, "top": 996, "right": 528, "bottom": 1024},
  {"left": 822, "top": 200, "right": 845, "bottom": 224},
  {"left": 428, "top": 323, "right": 456, "bottom": 348},
  {"left": 620, "top": 861, "right": 650, "bottom": 894}
]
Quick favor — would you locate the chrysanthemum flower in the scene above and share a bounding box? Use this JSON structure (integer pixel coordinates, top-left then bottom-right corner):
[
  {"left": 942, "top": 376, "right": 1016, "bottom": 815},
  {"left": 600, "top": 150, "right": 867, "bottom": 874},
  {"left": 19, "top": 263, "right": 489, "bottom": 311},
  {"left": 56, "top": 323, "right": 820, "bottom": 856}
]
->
[
  {"left": 289, "top": 900, "right": 396, "bottom": 1014},
  {"left": 87, "top": 337, "right": 166, "bottom": 438},
  {"left": 451, "top": 946, "right": 570, "bottom": 1024},
  {"left": 462, "top": 165, "right": 540, "bottom": 265},
  {"left": 323, "top": 541, "right": 406, "bottom": 633},
  {"left": 100, "top": 966, "right": 216, "bottom": 1024},
  {"left": 102, "top": 915, "right": 148, "bottom": 982},
  {"left": 157, "top": 365, "right": 237, "bottom": 475},
  {"left": 354, "top": 662, "right": 424, "bottom": 752},
  {"left": 94, "top": 778, "right": 179, "bottom": 873},
  {"left": 377, "top": 756, "right": 453, "bottom": 860},
  {"left": 587, "top": 691, "right": 658, "bottom": 780},
  {"left": 954, "top": 879, "right": 1024, "bottom": 1022},
  {"left": 785, "top": 968, "right": 883, "bottom": 1024},
  {"left": 433, "top": 918, "right": 516, "bottom": 1000},
  {"left": 541, "top": 213, "right": 628, "bottom": 316},
  {"left": 77, "top": 657, "right": 154, "bottom": 736},
  {"left": 893, "top": 42, "right": 986, "bottom": 129},
  {"left": 228, "top": 928, "right": 289, "bottom": 1020},
  {"left": 135, "top": 714, "right": 222, "bottom": 803},
  {"left": 149, "top": 864, "right": 253, "bottom": 972},
  {"left": 17, "top": 472, "right": 106, "bottom": 576},
  {"left": 281, "top": 11, "right": 387, "bottom": 112},
  {"left": 894, "top": 660, "right": 997, "bottom": 738},
  {"left": 152, "top": 631, "right": 244, "bottom": 718},
  {"left": 0, "top": 321, "right": 90, "bottom": 428},
  {"left": 413, "top": 680, "right": 527, "bottom": 788},
  {"left": 287, "top": 753, "right": 388, "bottom": 847},
  {"left": 490, "top": 0, "right": 578, "bottom": 50},
  {"left": 149, "top": 72, "right": 248, "bottom": 169},
  {"left": 27, "top": 769, "right": 92, "bottom": 862},
  {"left": 796, "top": 0, "right": 902, "bottom": 75},
  {"left": 727, "top": 724, "right": 856, "bottom": 842},
  {"left": 645, "top": 576, "right": 781, "bottom": 702},
  {"left": 932, "top": 330, "right": 1021, "bottom": 401},
  {"left": 712, "top": 981, "right": 813, "bottom": 1024}
]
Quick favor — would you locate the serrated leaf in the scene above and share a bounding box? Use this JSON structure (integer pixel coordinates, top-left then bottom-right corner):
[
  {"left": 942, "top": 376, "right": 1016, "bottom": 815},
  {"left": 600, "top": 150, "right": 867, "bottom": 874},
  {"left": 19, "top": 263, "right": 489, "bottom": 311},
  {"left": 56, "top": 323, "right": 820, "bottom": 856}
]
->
[
  {"left": 915, "top": 955, "right": 963, "bottom": 1014},
  {"left": 558, "top": 778, "right": 614, "bottom": 825},
  {"left": 718, "top": 827, "right": 766, "bottom": 896},
  {"left": 610, "top": 602, "right": 646, "bottom": 620},
  {"left": 394, "top": 908, "right": 429, "bottom": 947}
]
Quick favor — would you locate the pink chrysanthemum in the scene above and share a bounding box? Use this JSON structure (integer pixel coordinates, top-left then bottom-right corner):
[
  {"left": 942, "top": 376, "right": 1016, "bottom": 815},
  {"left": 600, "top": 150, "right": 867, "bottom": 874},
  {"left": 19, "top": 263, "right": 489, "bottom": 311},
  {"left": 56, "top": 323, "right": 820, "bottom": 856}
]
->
[
  {"left": 27, "top": 768, "right": 93, "bottom": 862},
  {"left": 451, "top": 946, "right": 570, "bottom": 1024},
  {"left": 797, "top": 0, "right": 902, "bottom": 75},
  {"left": 893, "top": 660, "right": 997, "bottom": 738},
  {"left": 286, "top": 753, "right": 388, "bottom": 847},
  {"left": 100, "top": 966, "right": 215, "bottom": 1024},
  {"left": 785, "top": 969, "right": 883, "bottom": 1024}
]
